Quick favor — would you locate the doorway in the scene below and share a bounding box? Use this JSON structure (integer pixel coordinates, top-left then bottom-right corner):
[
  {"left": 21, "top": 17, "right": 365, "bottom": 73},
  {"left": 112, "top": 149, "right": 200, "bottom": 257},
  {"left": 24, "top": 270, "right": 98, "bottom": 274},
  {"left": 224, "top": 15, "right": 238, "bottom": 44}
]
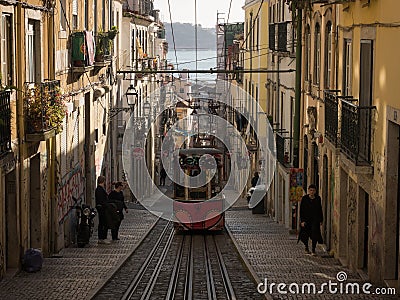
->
[
  {"left": 384, "top": 121, "right": 400, "bottom": 280},
  {"left": 30, "top": 154, "right": 41, "bottom": 249},
  {"left": 5, "top": 169, "right": 18, "bottom": 270},
  {"left": 323, "top": 155, "right": 331, "bottom": 250}
]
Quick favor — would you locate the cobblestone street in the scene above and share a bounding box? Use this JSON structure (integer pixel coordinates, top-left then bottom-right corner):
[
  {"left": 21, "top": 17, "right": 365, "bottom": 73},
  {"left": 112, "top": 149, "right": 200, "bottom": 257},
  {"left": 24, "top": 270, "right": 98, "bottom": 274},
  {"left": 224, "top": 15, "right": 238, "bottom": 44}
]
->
[{"left": 0, "top": 199, "right": 397, "bottom": 299}]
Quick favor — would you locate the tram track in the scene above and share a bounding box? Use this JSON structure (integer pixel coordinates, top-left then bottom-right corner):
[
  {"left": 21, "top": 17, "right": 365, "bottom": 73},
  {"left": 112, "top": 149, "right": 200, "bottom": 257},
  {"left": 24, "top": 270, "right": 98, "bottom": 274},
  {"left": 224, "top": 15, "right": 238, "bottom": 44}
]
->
[{"left": 94, "top": 223, "right": 264, "bottom": 300}]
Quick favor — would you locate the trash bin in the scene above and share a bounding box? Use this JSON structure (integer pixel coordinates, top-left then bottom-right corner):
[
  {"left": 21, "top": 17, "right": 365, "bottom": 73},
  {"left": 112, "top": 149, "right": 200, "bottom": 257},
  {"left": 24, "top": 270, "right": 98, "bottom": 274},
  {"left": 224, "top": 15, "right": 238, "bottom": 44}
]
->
[{"left": 248, "top": 184, "right": 266, "bottom": 214}]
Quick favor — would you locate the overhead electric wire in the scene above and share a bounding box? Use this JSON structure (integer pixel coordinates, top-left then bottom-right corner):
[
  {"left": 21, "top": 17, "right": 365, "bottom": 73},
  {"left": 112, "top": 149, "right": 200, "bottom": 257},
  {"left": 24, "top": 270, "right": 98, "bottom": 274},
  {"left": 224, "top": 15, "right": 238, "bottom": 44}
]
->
[
  {"left": 167, "top": 0, "right": 179, "bottom": 69},
  {"left": 227, "top": 0, "right": 233, "bottom": 24}
]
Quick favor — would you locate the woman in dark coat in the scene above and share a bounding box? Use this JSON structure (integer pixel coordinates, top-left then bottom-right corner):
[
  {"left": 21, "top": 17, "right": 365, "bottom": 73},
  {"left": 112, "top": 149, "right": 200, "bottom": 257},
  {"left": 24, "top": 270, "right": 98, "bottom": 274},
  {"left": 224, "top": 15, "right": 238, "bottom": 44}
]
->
[
  {"left": 108, "top": 182, "right": 128, "bottom": 240},
  {"left": 298, "top": 184, "right": 323, "bottom": 255}
]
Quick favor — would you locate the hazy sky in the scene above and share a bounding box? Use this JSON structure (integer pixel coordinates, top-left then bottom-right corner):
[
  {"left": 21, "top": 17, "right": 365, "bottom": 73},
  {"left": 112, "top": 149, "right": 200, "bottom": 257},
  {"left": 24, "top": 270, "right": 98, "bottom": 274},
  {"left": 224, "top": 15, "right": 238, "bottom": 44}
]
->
[{"left": 153, "top": 0, "right": 245, "bottom": 28}]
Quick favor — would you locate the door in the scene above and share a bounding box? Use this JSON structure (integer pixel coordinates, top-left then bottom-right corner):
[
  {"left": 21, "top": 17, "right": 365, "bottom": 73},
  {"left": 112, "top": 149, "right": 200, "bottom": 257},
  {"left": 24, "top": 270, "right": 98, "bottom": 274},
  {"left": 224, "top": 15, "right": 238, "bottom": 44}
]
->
[{"left": 5, "top": 170, "right": 18, "bottom": 270}]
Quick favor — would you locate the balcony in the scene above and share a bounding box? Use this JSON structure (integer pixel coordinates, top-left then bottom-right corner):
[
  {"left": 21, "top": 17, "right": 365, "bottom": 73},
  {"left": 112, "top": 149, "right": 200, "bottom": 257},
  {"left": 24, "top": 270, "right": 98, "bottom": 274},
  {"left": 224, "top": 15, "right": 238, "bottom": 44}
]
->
[
  {"left": 0, "top": 90, "right": 11, "bottom": 156},
  {"left": 341, "top": 99, "right": 375, "bottom": 165},
  {"left": 324, "top": 90, "right": 339, "bottom": 146},
  {"left": 276, "top": 131, "right": 291, "bottom": 167},
  {"left": 70, "top": 31, "right": 95, "bottom": 73},
  {"left": 24, "top": 80, "right": 65, "bottom": 142},
  {"left": 94, "top": 33, "right": 112, "bottom": 67},
  {"left": 324, "top": 90, "right": 375, "bottom": 166}
]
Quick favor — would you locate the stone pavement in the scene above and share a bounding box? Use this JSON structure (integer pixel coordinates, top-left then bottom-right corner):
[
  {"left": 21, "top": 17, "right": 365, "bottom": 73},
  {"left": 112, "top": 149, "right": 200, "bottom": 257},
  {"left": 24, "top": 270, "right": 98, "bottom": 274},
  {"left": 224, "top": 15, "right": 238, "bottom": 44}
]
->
[
  {"left": 0, "top": 203, "right": 158, "bottom": 300},
  {"left": 225, "top": 196, "right": 398, "bottom": 299},
  {"left": 0, "top": 194, "right": 398, "bottom": 299}
]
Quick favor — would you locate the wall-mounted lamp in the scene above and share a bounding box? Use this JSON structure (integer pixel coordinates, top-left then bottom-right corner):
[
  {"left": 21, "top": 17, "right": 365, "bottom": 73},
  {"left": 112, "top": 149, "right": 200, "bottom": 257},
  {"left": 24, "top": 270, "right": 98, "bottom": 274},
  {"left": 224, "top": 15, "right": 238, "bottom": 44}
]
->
[
  {"left": 143, "top": 101, "right": 151, "bottom": 117},
  {"left": 125, "top": 84, "right": 138, "bottom": 107},
  {"left": 109, "top": 84, "right": 138, "bottom": 118}
]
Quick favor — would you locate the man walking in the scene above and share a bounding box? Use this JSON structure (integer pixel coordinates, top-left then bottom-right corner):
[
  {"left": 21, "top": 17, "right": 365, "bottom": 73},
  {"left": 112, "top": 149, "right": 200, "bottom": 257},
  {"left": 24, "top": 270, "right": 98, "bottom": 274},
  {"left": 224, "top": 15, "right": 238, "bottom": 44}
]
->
[
  {"left": 299, "top": 184, "right": 323, "bottom": 255},
  {"left": 95, "top": 176, "right": 111, "bottom": 244}
]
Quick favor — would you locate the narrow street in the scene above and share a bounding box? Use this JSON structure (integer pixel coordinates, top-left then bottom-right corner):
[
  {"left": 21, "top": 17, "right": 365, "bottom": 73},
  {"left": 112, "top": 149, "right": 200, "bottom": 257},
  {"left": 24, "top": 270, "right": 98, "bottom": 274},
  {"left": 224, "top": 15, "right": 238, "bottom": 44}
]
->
[{"left": 0, "top": 196, "right": 394, "bottom": 299}]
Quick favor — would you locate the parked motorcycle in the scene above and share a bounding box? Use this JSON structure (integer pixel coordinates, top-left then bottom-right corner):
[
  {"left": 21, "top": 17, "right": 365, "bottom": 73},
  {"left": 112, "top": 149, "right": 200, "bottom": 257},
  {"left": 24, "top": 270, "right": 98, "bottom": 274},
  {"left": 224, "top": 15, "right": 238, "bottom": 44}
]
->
[{"left": 72, "top": 197, "right": 97, "bottom": 248}]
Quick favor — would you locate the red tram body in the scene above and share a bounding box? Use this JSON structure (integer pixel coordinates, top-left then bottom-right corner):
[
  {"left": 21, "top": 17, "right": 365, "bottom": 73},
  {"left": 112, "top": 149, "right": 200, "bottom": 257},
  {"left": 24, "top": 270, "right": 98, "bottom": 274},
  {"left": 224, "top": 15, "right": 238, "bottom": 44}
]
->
[{"left": 173, "top": 148, "right": 225, "bottom": 231}]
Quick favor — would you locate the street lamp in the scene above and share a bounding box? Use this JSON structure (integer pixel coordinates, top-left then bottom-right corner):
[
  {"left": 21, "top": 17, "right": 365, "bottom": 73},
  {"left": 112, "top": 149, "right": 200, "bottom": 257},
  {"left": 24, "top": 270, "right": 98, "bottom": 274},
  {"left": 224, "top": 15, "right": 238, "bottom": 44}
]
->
[
  {"left": 143, "top": 101, "right": 151, "bottom": 117},
  {"left": 125, "top": 84, "right": 138, "bottom": 107}
]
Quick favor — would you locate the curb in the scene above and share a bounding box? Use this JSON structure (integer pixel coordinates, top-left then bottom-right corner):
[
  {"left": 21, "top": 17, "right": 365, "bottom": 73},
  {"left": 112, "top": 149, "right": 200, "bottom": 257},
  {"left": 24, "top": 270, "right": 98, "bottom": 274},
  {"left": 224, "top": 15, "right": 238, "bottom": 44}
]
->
[
  {"left": 225, "top": 224, "right": 273, "bottom": 300},
  {"left": 87, "top": 217, "right": 160, "bottom": 299}
]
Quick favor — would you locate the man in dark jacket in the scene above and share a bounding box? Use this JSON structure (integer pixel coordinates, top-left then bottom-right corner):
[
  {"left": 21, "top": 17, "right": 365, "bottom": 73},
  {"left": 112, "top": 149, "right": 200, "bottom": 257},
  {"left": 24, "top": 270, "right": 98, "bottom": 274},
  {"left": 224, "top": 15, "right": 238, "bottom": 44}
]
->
[
  {"left": 299, "top": 184, "right": 323, "bottom": 255},
  {"left": 251, "top": 172, "right": 259, "bottom": 188},
  {"left": 95, "top": 176, "right": 110, "bottom": 244}
]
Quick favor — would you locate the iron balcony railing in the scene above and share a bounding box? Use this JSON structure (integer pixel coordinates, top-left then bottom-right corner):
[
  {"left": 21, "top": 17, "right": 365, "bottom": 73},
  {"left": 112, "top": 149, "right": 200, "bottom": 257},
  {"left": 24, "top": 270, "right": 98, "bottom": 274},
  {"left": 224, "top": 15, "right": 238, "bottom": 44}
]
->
[
  {"left": 324, "top": 90, "right": 375, "bottom": 165},
  {"left": 276, "top": 131, "right": 291, "bottom": 166},
  {"left": 340, "top": 99, "right": 375, "bottom": 165},
  {"left": 324, "top": 90, "right": 339, "bottom": 146},
  {"left": 0, "top": 90, "right": 11, "bottom": 155}
]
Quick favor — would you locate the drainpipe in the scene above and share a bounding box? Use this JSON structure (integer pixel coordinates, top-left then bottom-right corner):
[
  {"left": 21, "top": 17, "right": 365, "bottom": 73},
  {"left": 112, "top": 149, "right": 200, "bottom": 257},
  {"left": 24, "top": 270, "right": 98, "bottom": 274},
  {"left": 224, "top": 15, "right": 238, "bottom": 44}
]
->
[
  {"left": 48, "top": 4, "right": 57, "bottom": 254},
  {"left": 293, "top": 8, "right": 302, "bottom": 168},
  {"left": 15, "top": 2, "right": 25, "bottom": 262}
]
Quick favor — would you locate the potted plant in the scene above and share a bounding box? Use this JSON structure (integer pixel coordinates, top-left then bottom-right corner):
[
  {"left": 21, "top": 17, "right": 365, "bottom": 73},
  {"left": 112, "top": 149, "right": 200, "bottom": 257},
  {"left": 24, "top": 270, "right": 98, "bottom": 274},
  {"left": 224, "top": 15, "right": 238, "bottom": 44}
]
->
[
  {"left": 25, "top": 84, "right": 66, "bottom": 133},
  {"left": 108, "top": 26, "right": 119, "bottom": 40}
]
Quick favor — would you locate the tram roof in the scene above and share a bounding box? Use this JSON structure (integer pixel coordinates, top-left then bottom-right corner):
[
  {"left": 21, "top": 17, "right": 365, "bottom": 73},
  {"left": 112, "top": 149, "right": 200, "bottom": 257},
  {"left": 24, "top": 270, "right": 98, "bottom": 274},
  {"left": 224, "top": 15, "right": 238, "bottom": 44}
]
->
[{"left": 178, "top": 148, "right": 223, "bottom": 155}]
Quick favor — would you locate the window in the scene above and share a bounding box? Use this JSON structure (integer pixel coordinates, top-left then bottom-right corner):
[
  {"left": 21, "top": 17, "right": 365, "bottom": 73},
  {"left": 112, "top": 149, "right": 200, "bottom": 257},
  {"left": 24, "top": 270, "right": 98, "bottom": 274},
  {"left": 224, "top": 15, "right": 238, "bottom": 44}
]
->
[
  {"left": 26, "top": 20, "right": 40, "bottom": 82},
  {"left": 343, "top": 39, "right": 352, "bottom": 96},
  {"left": 314, "top": 23, "right": 321, "bottom": 85},
  {"left": 305, "top": 25, "right": 311, "bottom": 81},
  {"left": 256, "top": 17, "right": 259, "bottom": 51},
  {"left": 84, "top": 0, "right": 89, "bottom": 29},
  {"left": 60, "top": 0, "right": 66, "bottom": 31},
  {"left": 324, "top": 22, "right": 332, "bottom": 88},
  {"left": 72, "top": 0, "right": 78, "bottom": 30},
  {"left": 1, "top": 14, "right": 13, "bottom": 86}
]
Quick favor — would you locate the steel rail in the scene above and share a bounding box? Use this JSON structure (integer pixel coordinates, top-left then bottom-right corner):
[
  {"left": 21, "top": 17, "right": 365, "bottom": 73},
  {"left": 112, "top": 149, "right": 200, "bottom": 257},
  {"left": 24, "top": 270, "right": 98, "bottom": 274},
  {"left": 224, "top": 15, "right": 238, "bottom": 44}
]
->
[
  {"left": 165, "top": 235, "right": 186, "bottom": 300},
  {"left": 204, "top": 235, "right": 217, "bottom": 299},
  {"left": 140, "top": 227, "right": 175, "bottom": 300},
  {"left": 121, "top": 221, "right": 173, "bottom": 300},
  {"left": 184, "top": 235, "right": 194, "bottom": 300},
  {"left": 214, "top": 236, "right": 237, "bottom": 300}
]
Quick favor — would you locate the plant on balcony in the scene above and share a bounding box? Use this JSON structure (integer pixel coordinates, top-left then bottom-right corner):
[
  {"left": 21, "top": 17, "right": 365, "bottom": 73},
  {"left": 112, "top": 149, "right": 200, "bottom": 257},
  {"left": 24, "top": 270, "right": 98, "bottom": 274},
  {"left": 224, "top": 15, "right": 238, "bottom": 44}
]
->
[
  {"left": 108, "top": 26, "right": 119, "bottom": 40},
  {"left": 25, "top": 85, "right": 66, "bottom": 133}
]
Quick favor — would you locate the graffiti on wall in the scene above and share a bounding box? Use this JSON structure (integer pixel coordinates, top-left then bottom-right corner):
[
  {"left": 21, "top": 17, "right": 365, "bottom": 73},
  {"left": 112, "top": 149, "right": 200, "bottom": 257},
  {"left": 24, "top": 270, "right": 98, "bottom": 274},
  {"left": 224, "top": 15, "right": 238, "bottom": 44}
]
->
[
  {"left": 57, "top": 165, "right": 85, "bottom": 224},
  {"left": 41, "top": 153, "right": 49, "bottom": 220}
]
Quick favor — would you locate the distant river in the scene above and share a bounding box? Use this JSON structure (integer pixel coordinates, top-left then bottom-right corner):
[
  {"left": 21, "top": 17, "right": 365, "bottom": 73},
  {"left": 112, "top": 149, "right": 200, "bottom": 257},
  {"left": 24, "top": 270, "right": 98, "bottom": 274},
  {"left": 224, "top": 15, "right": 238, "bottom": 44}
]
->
[{"left": 166, "top": 49, "right": 217, "bottom": 82}]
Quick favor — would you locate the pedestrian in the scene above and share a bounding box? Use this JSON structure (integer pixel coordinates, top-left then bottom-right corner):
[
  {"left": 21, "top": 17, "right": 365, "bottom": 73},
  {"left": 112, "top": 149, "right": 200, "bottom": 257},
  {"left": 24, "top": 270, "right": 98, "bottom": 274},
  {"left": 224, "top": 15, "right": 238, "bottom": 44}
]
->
[
  {"left": 298, "top": 184, "right": 323, "bottom": 256},
  {"left": 251, "top": 172, "right": 259, "bottom": 187},
  {"left": 109, "top": 181, "right": 128, "bottom": 241},
  {"left": 160, "top": 167, "right": 167, "bottom": 186},
  {"left": 95, "top": 176, "right": 111, "bottom": 244}
]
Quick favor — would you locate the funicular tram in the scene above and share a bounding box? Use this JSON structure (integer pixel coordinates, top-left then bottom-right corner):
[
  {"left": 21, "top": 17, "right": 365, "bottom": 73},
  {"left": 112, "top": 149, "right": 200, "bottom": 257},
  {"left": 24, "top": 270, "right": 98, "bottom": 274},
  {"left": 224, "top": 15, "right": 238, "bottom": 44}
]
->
[
  {"left": 166, "top": 92, "right": 228, "bottom": 231},
  {"left": 173, "top": 147, "right": 225, "bottom": 231}
]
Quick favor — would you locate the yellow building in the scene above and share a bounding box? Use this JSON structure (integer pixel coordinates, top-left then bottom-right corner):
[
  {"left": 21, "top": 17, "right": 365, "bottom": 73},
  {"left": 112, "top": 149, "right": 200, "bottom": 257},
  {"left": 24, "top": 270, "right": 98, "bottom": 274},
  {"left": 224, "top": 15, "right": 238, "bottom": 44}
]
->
[
  {"left": 242, "top": 0, "right": 269, "bottom": 182},
  {"left": 333, "top": 0, "right": 400, "bottom": 286},
  {"left": 299, "top": 0, "right": 400, "bottom": 286}
]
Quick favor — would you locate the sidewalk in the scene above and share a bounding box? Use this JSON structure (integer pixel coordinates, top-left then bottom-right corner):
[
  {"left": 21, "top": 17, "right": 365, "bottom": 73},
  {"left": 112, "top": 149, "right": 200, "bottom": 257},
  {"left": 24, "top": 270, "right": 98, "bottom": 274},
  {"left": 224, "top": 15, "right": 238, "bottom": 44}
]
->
[
  {"left": 0, "top": 203, "right": 158, "bottom": 300},
  {"left": 225, "top": 197, "right": 397, "bottom": 299}
]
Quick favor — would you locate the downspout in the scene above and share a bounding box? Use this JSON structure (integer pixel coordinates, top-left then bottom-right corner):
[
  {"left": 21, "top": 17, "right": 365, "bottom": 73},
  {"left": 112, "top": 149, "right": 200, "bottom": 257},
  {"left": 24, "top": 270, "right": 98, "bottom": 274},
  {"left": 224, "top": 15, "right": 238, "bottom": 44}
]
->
[
  {"left": 293, "top": 8, "right": 302, "bottom": 168},
  {"left": 48, "top": 4, "right": 57, "bottom": 254},
  {"left": 15, "top": 2, "right": 25, "bottom": 261}
]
